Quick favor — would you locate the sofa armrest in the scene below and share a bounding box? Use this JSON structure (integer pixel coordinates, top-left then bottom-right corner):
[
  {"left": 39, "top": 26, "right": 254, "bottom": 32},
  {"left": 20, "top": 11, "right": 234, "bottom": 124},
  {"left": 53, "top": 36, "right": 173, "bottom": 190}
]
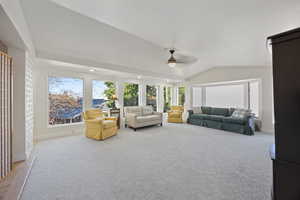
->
[
  {"left": 188, "top": 110, "right": 194, "bottom": 115},
  {"left": 126, "top": 113, "right": 137, "bottom": 125},
  {"left": 153, "top": 112, "right": 163, "bottom": 119},
  {"left": 248, "top": 115, "right": 256, "bottom": 132}
]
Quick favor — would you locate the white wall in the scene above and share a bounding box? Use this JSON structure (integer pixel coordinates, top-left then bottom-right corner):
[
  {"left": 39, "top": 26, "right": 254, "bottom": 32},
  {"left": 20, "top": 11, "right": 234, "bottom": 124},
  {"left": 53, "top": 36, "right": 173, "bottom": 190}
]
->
[
  {"left": 8, "top": 47, "right": 34, "bottom": 162},
  {"left": 9, "top": 47, "right": 26, "bottom": 162},
  {"left": 1, "top": 0, "right": 35, "bottom": 162},
  {"left": 25, "top": 52, "right": 34, "bottom": 157},
  {"left": 0, "top": 0, "right": 35, "bottom": 53},
  {"left": 187, "top": 66, "right": 274, "bottom": 133}
]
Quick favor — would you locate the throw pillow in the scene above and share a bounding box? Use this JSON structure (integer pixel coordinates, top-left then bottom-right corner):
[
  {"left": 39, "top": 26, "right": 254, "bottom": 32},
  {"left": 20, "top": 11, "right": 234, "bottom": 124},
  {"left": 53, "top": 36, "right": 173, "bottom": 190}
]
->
[
  {"left": 201, "top": 106, "right": 212, "bottom": 115},
  {"left": 231, "top": 108, "right": 251, "bottom": 119},
  {"left": 142, "top": 106, "right": 153, "bottom": 116},
  {"left": 192, "top": 107, "right": 202, "bottom": 114}
]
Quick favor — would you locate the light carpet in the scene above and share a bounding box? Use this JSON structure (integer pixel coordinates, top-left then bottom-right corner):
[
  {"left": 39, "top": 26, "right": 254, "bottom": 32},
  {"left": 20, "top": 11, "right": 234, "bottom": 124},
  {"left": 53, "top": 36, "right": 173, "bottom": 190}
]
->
[{"left": 21, "top": 123, "right": 274, "bottom": 200}]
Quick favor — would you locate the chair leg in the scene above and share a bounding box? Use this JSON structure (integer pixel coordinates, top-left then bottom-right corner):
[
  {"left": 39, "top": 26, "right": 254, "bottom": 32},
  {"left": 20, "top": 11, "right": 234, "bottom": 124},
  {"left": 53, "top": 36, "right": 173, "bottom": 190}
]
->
[
  {"left": 125, "top": 124, "right": 127, "bottom": 128},
  {"left": 134, "top": 128, "right": 137, "bottom": 131},
  {"left": 160, "top": 122, "right": 163, "bottom": 126}
]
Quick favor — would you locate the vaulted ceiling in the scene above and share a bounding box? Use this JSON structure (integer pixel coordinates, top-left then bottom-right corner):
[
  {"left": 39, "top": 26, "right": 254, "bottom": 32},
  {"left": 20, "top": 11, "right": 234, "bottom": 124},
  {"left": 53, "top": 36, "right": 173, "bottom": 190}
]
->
[{"left": 21, "top": 0, "right": 300, "bottom": 80}]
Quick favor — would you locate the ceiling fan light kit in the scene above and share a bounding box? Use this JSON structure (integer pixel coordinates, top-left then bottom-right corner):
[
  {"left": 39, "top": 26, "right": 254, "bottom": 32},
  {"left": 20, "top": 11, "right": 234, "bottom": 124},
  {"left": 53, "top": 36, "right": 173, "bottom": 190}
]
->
[{"left": 168, "top": 49, "right": 177, "bottom": 67}]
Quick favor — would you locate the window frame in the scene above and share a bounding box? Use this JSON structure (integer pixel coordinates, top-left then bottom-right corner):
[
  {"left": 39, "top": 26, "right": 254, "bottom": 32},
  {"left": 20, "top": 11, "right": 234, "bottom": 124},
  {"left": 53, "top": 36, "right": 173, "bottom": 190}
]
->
[
  {"left": 146, "top": 85, "right": 158, "bottom": 111},
  {"left": 123, "top": 82, "right": 140, "bottom": 107},
  {"left": 191, "top": 79, "right": 261, "bottom": 118},
  {"left": 47, "top": 75, "right": 85, "bottom": 128},
  {"left": 204, "top": 82, "right": 247, "bottom": 108},
  {"left": 177, "top": 86, "right": 185, "bottom": 106},
  {"left": 163, "top": 86, "right": 173, "bottom": 112},
  {"left": 92, "top": 79, "right": 116, "bottom": 109}
]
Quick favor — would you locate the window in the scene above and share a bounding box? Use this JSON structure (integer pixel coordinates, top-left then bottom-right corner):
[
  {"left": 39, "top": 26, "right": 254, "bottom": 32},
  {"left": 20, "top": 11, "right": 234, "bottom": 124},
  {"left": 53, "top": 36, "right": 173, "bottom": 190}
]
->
[
  {"left": 206, "top": 84, "right": 244, "bottom": 108},
  {"left": 48, "top": 77, "right": 83, "bottom": 125},
  {"left": 163, "top": 86, "right": 172, "bottom": 112},
  {"left": 249, "top": 81, "right": 259, "bottom": 117},
  {"left": 192, "top": 87, "right": 202, "bottom": 107},
  {"left": 124, "top": 83, "right": 139, "bottom": 106},
  {"left": 146, "top": 85, "right": 157, "bottom": 111},
  {"left": 178, "top": 87, "right": 185, "bottom": 106},
  {"left": 92, "top": 81, "right": 116, "bottom": 109}
]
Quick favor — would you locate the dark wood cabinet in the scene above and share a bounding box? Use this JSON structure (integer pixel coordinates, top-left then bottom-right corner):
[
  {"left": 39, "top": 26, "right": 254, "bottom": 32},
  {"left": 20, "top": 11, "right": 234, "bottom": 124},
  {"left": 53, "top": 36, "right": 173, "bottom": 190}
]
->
[
  {"left": 268, "top": 28, "right": 300, "bottom": 200},
  {"left": 110, "top": 108, "right": 120, "bottom": 129}
]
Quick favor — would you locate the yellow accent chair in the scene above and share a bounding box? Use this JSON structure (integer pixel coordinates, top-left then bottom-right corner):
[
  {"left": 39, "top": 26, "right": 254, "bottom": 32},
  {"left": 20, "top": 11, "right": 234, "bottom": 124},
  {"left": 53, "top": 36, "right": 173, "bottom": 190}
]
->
[
  {"left": 82, "top": 109, "right": 118, "bottom": 140},
  {"left": 168, "top": 106, "right": 184, "bottom": 123}
]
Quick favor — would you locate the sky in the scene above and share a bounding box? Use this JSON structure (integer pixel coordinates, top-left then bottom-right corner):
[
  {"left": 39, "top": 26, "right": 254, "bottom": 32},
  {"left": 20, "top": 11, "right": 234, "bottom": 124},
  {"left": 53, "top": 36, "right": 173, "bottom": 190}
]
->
[
  {"left": 48, "top": 77, "right": 107, "bottom": 99},
  {"left": 92, "top": 80, "right": 107, "bottom": 99}
]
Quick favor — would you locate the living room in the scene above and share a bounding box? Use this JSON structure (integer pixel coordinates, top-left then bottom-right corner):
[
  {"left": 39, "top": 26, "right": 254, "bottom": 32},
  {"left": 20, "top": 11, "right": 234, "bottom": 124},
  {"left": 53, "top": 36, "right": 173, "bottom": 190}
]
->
[{"left": 1, "top": 0, "right": 300, "bottom": 200}]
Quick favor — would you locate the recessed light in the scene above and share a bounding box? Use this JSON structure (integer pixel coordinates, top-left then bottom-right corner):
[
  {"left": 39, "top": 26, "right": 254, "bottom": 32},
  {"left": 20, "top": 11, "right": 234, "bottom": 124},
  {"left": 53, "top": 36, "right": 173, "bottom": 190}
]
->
[
  {"left": 89, "top": 69, "right": 95, "bottom": 72},
  {"left": 137, "top": 75, "right": 142, "bottom": 79}
]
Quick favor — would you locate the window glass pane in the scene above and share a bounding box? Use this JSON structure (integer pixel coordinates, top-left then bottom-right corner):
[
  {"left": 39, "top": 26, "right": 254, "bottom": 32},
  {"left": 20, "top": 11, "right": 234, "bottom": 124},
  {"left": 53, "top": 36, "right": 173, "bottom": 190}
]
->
[
  {"left": 146, "top": 85, "right": 157, "bottom": 111},
  {"left": 192, "top": 87, "right": 202, "bottom": 107},
  {"left": 178, "top": 87, "right": 185, "bottom": 106},
  {"left": 206, "top": 84, "right": 244, "bottom": 108},
  {"left": 48, "top": 77, "right": 83, "bottom": 125},
  {"left": 92, "top": 81, "right": 116, "bottom": 109},
  {"left": 163, "top": 87, "right": 172, "bottom": 112},
  {"left": 250, "top": 81, "right": 259, "bottom": 117},
  {"left": 124, "top": 83, "right": 139, "bottom": 106}
]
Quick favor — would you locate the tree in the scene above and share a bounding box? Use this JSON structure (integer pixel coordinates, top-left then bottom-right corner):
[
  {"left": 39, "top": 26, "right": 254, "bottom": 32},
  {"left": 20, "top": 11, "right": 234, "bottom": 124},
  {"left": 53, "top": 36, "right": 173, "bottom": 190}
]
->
[
  {"left": 178, "top": 87, "right": 185, "bottom": 106},
  {"left": 164, "top": 87, "right": 171, "bottom": 112},
  {"left": 103, "top": 82, "right": 116, "bottom": 108},
  {"left": 146, "top": 85, "right": 157, "bottom": 111},
  {"left": 124, "top": 83, "right": 139, "bottom": 106}
]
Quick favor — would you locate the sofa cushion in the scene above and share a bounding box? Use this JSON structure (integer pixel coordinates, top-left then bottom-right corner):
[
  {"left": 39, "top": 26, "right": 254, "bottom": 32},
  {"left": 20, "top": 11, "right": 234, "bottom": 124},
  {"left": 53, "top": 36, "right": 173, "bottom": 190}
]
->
[
  {"left": 136, "top": 115, "right": 161, "bottom": 123},
  {"left": 192, "top": 107, "right": 202, "bottom": 114},
  {"left": 103, "top": 120, "right": 116, "bottom": 128},
  {"left": 190, "top": 113, "right": 208, "bottom": 120},
  {"left": 231, "top": 108, "right": 251, "bottom": 119},
  {"left": 205, "top": 115, "right": 225, "bottom": 122},
  {"left": 142, "top": 106, "right": 153, "bottom": 116},
  {"left": 125, "top": 106, "right": 142, "bottom": 116},
  {"left": 201, "top": 106, "right": 211, "bottom": 115},
  {"left": 228, "top": 108, "right": 235, "bottom": 116},
  {"left": 223, "top": 117, "right": 247, "bottom": 125},
  {"left": 210, "top": 107, "right": 229, "bottom": 116}
]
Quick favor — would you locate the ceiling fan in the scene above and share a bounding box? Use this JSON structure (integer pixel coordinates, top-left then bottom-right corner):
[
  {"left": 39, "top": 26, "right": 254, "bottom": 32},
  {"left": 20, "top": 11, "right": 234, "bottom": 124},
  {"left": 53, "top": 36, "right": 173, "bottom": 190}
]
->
[
  {"left": 167, "top": 48, "right": 196, "bottom": 67},
  {"left": 167, "top": 49, "right": 177, "bottom": 67}
]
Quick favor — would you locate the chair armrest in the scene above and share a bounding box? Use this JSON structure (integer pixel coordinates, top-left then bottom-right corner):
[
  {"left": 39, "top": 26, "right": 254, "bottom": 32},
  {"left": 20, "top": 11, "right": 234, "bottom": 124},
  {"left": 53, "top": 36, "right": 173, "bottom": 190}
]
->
[
  {"left": 84, "top": 119, "right": 103, "bottom": 129},
  {"left": 84, "top": 119, "right": 103, "bottom": 124},
  {"left": 105, "top": 117, "right": 117, "bottom": 121}
]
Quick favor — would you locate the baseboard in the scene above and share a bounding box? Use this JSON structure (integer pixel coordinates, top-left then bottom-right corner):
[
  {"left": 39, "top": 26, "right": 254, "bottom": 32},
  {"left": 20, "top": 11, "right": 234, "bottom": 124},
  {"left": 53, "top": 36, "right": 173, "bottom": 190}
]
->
[
  {"left": 37, "top": 131, "right": 83, "bottom": 142},
  {"left": 260, "top": 128, "right": 275, "bottom": 134},
  {"left": 3, "top": 154, "right": 36, "bottom": 200},
  {"left": 13, "top": 153, "right": 26, "bottom": 163}
]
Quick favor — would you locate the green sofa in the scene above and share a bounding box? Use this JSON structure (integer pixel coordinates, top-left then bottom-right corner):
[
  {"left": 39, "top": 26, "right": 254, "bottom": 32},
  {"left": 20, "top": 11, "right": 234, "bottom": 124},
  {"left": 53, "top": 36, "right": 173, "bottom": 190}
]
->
[{"left": 187, "top": 106, "right": 254, "bottom": 135}]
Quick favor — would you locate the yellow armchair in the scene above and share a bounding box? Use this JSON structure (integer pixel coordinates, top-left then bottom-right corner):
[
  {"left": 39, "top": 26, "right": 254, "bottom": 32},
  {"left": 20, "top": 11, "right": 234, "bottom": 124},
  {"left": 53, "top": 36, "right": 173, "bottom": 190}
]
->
[
  {"left": 82, "top": 109, "right": 118, "bottom": 140},
  {"left": 168, "top": 106, "right": 184, "bottom": 123}
]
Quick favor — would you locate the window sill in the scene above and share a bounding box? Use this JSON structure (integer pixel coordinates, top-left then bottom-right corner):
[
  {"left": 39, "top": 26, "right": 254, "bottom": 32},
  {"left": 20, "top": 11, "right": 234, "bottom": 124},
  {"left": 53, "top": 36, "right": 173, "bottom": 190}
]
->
[{"left": 48, "top": 122, "right": 84, "bottom": 129}]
